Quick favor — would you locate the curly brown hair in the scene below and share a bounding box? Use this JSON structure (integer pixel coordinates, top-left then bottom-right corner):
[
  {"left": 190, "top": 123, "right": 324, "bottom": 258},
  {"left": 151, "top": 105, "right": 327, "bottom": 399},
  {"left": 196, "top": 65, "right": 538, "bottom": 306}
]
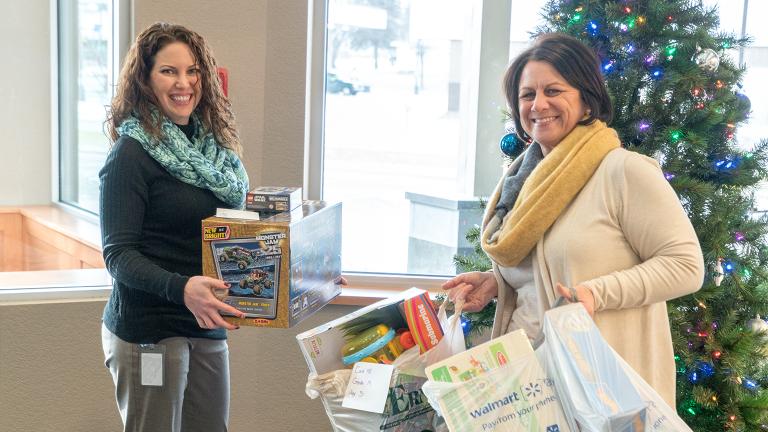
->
[{"left": 106, "top": 22, "right": 242, "bottom": 157}]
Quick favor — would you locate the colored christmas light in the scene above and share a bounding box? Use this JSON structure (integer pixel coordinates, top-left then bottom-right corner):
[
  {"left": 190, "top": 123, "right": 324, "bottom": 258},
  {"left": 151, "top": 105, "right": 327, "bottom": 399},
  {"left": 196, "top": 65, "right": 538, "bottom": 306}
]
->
[
  {"left": 664, "top": 172, "right": 676, "bottom": 180},
  {"left": 670, "top": 130, "right": 683, "bottom": 141},
  {"left": 665, "top": 45, "right": 677, "bottom": 59},
  {"left": 734, "top": 232, "right": 746, "bottom": 242},
  {"left": 723, "top": 260, "right": 734, "bottom": 273},
  {"left": 587, "top": 21, "right": 598, "bottom": 34},
  {"left": 743, "top": 378, "right": 758, "bottom": 391}
]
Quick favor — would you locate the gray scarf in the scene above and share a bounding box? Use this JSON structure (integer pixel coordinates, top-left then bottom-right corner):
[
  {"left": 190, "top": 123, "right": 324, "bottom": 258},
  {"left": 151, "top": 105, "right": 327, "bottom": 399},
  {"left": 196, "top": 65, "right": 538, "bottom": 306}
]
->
[{"left": 488, "top": 143, "right": 544, "bottom": 242}]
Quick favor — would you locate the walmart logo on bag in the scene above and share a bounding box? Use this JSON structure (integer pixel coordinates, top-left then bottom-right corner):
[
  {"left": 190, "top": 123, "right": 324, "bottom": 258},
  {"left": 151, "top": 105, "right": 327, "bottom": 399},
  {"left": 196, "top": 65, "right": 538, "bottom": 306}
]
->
[{"left": 546, "top": 425, "right": 560, "bottom": 432}]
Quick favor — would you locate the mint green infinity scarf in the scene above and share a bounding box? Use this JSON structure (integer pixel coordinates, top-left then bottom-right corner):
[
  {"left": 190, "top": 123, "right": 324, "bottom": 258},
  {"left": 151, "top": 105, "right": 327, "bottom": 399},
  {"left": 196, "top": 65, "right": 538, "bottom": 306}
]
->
[{"left": 117, "top": 113, "right": 249, "bottom": 208}]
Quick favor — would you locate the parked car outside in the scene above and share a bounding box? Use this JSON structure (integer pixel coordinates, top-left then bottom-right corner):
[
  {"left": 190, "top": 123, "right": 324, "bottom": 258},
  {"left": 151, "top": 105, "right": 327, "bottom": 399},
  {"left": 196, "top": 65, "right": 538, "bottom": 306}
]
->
[{"left": 327, "top": 72, "right": 370, "bottom": 95}]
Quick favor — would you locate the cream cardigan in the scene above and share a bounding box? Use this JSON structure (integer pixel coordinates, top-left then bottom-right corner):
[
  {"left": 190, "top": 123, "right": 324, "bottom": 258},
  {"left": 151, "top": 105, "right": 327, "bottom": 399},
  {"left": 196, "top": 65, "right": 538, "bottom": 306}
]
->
[{"left": 487, "top": 147, "right": 705, "bottom": 406}]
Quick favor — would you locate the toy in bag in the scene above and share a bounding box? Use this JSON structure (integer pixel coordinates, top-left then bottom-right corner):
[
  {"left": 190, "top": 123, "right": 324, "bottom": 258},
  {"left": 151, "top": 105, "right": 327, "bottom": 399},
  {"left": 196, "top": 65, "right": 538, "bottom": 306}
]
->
[
  {"left": 341, "top": 324, "right": 405, "bottom": 365},
  {"left": 541, "top": 303, "right": 692, "bottom": 432},
  {"left": 399, "top": 293, "right": 444, "bottom": 354}
]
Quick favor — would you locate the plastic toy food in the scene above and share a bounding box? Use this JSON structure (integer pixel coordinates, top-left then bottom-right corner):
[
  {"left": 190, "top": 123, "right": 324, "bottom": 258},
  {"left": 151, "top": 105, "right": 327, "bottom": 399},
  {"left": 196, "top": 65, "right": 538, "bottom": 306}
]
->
[{"left": 341, "top": 324, "right": 404, "bottom": 366}]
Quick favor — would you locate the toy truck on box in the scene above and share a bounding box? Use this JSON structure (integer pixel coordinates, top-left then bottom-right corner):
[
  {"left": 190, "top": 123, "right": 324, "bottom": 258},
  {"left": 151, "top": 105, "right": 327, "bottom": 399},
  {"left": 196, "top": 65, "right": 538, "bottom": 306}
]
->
[{"left": 202, "top": 200, "right": 342, "bottom": 328}]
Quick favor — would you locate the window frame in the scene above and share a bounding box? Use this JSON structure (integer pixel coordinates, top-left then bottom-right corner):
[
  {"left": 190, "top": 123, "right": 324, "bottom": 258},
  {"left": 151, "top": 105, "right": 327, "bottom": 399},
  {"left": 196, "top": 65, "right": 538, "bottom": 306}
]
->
[{"left": 54, "top": 0, "right": 131, "bottom": 215}]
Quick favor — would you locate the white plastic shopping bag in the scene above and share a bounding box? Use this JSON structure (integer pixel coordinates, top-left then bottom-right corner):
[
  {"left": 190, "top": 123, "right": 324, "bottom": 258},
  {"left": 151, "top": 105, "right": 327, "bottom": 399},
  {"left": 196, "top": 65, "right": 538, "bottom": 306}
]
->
[
  {"left": 542, "top": 303, "right": 692, "bottom": 432},
  {"left": 611, "top": 347, "right": 693, "bottom": 432},
  {"left": 422, "top": 349, "right": 572, "bottom": 431}
]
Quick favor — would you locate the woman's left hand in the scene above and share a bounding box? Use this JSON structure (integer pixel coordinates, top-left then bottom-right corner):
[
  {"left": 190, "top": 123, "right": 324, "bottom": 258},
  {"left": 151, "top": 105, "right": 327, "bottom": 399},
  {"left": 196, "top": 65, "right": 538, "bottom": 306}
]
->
[{"left": 556, "top": 283, "right": 596, "bottom": 317}]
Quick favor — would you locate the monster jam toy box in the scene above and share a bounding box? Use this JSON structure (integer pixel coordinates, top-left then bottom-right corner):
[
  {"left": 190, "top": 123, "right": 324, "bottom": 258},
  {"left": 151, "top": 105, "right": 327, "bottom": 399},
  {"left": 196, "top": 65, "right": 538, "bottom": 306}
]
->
[
  {"left": 245, "top": 186, "right": 302, "bottom": 213},
  {"left": 202, "top": 200, "right": 342, "bottom": 328}
]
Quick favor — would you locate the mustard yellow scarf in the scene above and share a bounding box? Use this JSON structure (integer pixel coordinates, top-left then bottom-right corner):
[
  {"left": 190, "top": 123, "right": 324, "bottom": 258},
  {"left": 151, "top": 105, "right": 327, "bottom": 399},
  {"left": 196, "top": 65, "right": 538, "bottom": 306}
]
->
[{"left": 481, "top": 121, "right": 620, "bottom": 267}]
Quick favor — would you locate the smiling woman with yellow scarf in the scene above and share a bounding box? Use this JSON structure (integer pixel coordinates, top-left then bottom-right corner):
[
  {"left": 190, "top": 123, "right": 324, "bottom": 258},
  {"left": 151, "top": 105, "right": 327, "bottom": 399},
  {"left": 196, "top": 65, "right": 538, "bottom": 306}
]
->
[{"left": 442, "top": 33, "right": 704, "bottom": 407}]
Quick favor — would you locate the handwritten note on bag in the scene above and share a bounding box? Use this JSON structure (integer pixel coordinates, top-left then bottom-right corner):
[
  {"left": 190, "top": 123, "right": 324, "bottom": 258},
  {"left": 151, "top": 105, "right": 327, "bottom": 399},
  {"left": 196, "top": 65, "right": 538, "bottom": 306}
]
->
[{"left": 341, "top": 362, "right": 394, "bottom": 413}]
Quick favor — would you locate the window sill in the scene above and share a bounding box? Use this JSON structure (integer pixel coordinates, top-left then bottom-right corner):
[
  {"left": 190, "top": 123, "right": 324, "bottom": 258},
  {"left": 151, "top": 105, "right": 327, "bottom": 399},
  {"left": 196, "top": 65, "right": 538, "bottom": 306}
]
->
[{"left": 0, "top": 206, "right": 446, "bottom": 306}]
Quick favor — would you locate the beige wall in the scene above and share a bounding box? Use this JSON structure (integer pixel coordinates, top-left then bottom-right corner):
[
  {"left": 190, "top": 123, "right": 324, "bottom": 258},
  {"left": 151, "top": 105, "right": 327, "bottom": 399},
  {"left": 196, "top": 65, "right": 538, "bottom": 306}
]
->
[
  {"left": 0, "top": 298, "right": 353, "bottom": 431},
  {"left": 0, "top": 1, "right": 52, "bottom": 205},
  {"left": 0, "top": 0, "right": 309, "bottom": 206}
]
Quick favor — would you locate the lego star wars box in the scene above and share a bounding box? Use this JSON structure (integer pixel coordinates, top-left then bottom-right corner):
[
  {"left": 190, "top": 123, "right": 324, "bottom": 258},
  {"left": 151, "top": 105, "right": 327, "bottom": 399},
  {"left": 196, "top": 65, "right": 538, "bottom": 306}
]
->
[
  {"left": 246, "top": 186, "right": 302, "bottom": 213},
  {"left": 202, "top": 201, "right": 342, "bottom": 328}
]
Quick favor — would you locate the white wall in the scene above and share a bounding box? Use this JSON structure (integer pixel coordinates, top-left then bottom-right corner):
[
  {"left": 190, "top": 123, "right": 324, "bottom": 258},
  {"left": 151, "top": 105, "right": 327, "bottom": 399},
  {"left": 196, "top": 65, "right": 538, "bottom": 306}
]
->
[{"left": 0, "top": 1, "right": 52, "bottom": 205}]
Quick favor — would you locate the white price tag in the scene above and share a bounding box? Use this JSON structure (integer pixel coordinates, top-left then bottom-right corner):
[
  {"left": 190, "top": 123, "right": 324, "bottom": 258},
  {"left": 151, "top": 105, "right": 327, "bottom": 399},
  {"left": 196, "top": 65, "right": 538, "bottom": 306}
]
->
[{"left": 341, "top": 362, "right": 394, "bottom": 413}]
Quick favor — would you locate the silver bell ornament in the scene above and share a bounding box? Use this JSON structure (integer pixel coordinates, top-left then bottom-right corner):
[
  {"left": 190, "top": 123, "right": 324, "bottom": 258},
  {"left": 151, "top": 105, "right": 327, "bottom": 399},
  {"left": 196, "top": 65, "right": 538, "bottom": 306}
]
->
[
  {"left": 713, "top": 258, "right": 724, "bottom": 287},
  {"left": 748, "top": 315, "right": 768, "bottom": 333},
  {"left": 747, "top": 315, "right": 768, "bottom": 357},
  {"left": 695, "top": 48, "right": 720, "bottom": 73}
]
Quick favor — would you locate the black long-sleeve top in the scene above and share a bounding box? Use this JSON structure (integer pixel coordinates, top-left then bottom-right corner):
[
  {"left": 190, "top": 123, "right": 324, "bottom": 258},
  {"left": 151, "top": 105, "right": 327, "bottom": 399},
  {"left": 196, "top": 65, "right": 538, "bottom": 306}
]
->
[{"left": 100, "top": 130, "right": 229, "bottom": 343}]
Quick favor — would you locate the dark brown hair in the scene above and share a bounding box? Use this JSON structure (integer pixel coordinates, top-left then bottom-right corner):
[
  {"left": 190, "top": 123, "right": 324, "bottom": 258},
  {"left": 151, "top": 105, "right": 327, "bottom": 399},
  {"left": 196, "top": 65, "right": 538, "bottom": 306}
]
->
[
  {"left": 106, "top": 22, "right": 242, "bottom": 156},
  {"left": 503, "top": 33, "right": 613, "bottom": 143}
]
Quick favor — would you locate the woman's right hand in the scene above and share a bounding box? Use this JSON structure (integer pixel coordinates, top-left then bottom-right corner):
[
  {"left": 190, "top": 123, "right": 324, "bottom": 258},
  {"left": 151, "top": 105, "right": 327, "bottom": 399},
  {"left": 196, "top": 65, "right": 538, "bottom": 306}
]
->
[
  {"left": 441, "top": 271, "right": 498, "bottom": 313},
  {"left": 183, "top": 276, "right": 246, "bottom": 331}
]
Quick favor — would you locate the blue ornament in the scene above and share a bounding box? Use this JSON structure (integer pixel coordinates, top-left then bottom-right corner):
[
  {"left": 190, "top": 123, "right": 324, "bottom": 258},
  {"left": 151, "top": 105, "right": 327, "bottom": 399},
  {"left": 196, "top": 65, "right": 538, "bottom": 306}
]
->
[
  {"left": 695, "top": 360, "right": 715, "bottom": 378},
  {"left": 460, "top": 315, "right": 472, "bottom": 336},
  {"left": 500, "top": 133, "right": 525, "bottom": 158}
]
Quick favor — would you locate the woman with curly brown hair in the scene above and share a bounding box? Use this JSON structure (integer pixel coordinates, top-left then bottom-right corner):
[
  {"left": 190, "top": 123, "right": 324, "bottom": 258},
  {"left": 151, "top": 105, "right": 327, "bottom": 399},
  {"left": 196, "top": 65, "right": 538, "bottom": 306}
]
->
[{"left": 100, "top": 22, "right": 248, "bottom": 432}]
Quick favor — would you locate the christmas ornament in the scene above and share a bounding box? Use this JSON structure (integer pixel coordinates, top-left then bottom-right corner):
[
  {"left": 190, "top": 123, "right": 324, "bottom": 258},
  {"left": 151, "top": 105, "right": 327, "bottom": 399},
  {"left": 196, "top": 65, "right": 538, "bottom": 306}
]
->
[
  {"left": 736, "top": 93, "right": 751, "bottom": 118},
  {"left": 694, "top": 48, "right": 720, "bottom": 73},
  {"left": 747, "top": 315, "right": 768, "bottom": 333},
  {"left": 713, "top": 258, "right": 724, "bottom": 286},
  {"left": 499, "top": 132, "right": 526, "bottom": 158}
]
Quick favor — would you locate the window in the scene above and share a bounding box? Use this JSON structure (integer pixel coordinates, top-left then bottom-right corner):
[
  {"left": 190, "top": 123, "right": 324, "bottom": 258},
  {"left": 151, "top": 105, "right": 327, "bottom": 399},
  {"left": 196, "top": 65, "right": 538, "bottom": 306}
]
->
[
  {"left": 313, "top": 0, "right": 524, "bottom": 277},
  {"left": 310, "top": 0, "right": 768, "bottom": 280},
  {"left": 58, "top": 0, "right": 128, "bottom": 213}
]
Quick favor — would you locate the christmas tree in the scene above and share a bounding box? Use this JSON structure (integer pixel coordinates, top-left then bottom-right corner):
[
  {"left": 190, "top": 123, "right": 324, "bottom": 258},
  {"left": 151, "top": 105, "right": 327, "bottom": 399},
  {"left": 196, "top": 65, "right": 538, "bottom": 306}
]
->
[{"left": 456, "top": 0, "right": 768, "bottom": 429}]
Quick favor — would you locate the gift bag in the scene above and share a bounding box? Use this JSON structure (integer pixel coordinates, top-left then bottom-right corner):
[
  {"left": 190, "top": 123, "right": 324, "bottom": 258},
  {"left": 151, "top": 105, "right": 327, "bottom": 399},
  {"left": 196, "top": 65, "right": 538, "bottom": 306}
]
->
[
  {"left": 421, "top": 349, "right": 573, "bottom": 431},
  {"left": 541, "top": 303, "right": 692, "bottom": 432},
  {"left": 302, "top": 296, "right": 466, "bottom": 431}
]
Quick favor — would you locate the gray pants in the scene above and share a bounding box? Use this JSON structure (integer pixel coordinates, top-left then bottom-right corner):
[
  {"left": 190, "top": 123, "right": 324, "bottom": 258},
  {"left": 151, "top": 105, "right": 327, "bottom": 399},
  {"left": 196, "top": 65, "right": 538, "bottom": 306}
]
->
[{"left": 101, "top": 324, "right": 230, "bottom": 432}]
